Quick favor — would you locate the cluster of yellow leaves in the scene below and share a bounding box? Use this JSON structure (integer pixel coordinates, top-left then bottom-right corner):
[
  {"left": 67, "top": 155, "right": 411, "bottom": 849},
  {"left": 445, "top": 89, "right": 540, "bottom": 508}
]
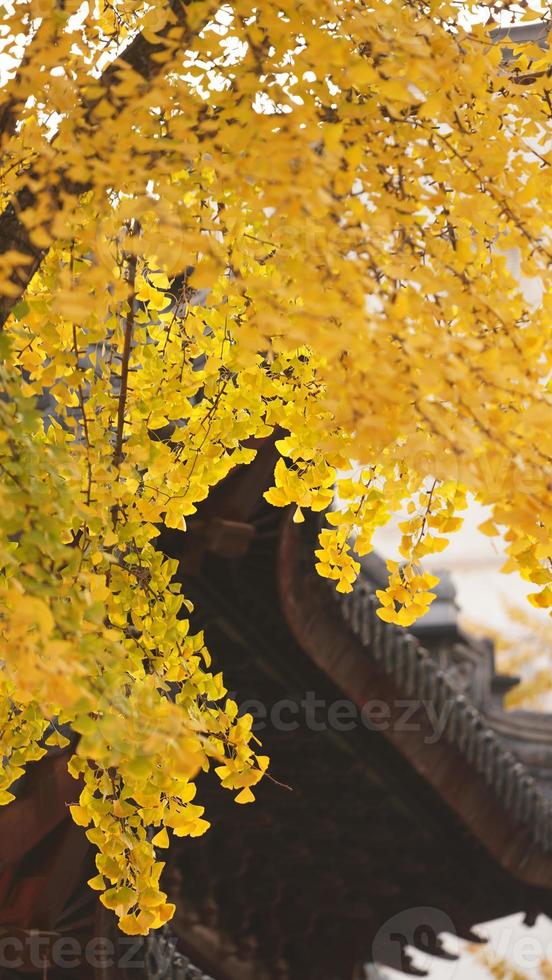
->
[
  {"left": 0, "top": 675, "right": 48, "bottom": 806},
  {"left": 0, "top": 350, "right": 269, "bottom": 934},
  {"left": 313, "top": 465, "right": 400, "bottom": 593},
  {"left": 0, "top": 0, "right": 551, "bottom": 935},
  {"left": 374, "top": 482, "right": 467, "bottom": 625}
]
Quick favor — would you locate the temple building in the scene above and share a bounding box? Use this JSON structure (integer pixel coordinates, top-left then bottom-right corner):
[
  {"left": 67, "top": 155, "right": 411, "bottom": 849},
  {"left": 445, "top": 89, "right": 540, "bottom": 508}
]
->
[{"left": 2, "top": 439, "right": 552, "bottom": 980}]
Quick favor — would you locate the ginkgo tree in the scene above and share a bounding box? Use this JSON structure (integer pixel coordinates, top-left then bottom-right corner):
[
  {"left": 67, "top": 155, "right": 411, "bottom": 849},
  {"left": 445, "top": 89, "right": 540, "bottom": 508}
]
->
[{"left": 0, "top": 0, "right": 551, "bottom": 935}]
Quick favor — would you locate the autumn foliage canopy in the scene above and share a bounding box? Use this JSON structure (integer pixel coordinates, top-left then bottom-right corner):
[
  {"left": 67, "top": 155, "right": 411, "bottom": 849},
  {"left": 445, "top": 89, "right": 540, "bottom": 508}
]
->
[{"left": 0, "top": 0, "right": 550, "bottom": 934}]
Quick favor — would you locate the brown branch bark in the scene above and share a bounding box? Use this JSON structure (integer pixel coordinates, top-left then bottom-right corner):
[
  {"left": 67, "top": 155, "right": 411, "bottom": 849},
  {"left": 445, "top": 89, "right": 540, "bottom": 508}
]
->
[
  {"left": 111, "top": 237, "right": 137, "bottom": 530},
  {"left": 113, "top": 258, "right": 137, "bottom": 470}
]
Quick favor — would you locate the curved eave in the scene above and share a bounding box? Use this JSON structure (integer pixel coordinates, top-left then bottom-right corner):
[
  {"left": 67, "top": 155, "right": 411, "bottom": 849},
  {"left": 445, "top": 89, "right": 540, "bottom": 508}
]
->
[{"left": 278, "top": 514, "right": 552, "bottom": 889}]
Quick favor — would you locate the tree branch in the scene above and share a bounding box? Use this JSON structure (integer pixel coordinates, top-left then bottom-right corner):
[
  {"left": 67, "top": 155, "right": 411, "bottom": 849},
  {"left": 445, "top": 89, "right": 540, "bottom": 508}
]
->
[{"left": 111, "top": 233, "right": 138, "bottom": 530}]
